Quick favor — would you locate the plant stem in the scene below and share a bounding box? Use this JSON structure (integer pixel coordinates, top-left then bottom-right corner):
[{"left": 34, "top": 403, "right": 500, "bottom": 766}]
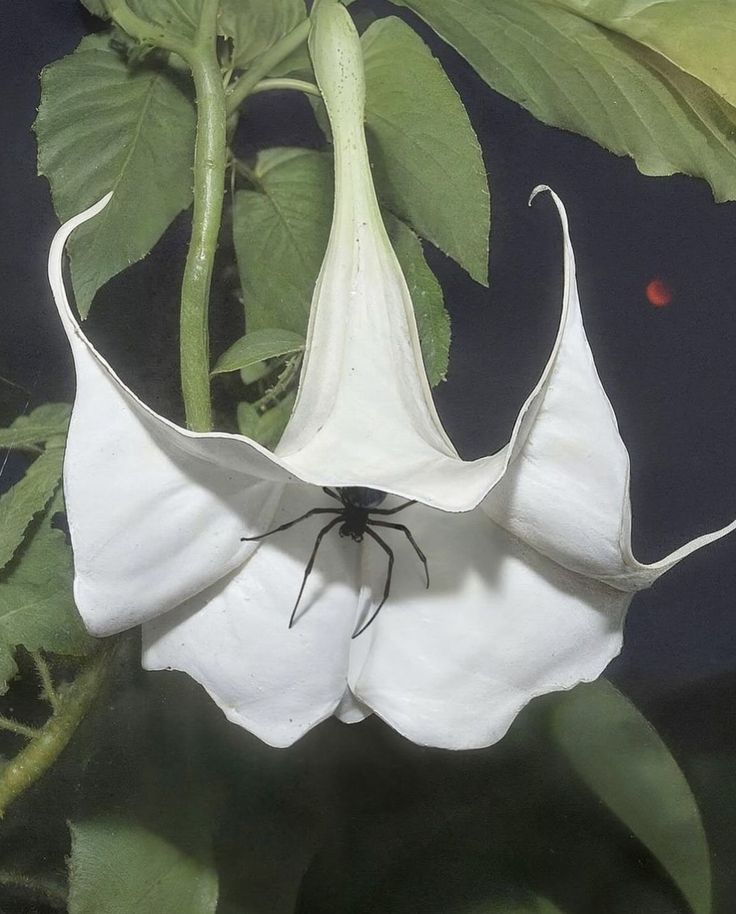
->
[
  {"left": 251, "top": 77, "right": 321, "bottom": 98},
  {"left": 226, "top": 19, "right": 312, "bottom": 116},
  {"left": 0, "top": 716, "right": 39, "bottom": 740},
  {"left": 180, "top": 48, "right": 227, "bottom": 431},
  {"left": 30, "top": 649, "right": 60, "bottom": 711},
  {"left": 107, "top": 0, "right": 226, "bottom": 432},
  {"left": 0, "top": 648, "right": 112, "bottom": 818}
]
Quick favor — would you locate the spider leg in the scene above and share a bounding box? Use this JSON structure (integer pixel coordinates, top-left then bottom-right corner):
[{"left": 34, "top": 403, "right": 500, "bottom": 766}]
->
[
  {"left": 369, "top": 499, "right": 416, "bottom": 516},
  {"left": 289, "top": 516, "right": 342, "bottom": 629},
  {"left": 322, "top": 487, "right": 343, "bottom": 503},
  {"left": 241, "top": 507, "right": 339, "bottom": 542},
  {"left": 352, "top": 528, "right": 394, "bottom": 639},
  {"left": 371, "top": 521, "right": 430, "bottom": 588}
]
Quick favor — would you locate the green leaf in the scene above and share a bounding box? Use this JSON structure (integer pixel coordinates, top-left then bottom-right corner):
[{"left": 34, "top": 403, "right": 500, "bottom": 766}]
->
[
  {"left": 233, "top": 148, "right": 333, "bottom": 335},
  {"left": 67, "top": 816, "right": 218, "bottom": 914},
  {"left": 212, "top": 328, "right": 305, "bottom": 376},
  {"left": 237, "top": 392, "right": 296, "bottom": 450},
  {"left": 0, "top": 446, "right": 64, "bottom": 573},
  {"left": 0, "top": 496, "right": 93, "bottom": 693},
  {"left": 0, "top": 404, "right": 70, "bottom": 449},
  {"left": 220, "top": 0, "right": 307, "bottom": 70},
  {"left": 396, "top": 0, "right": 736, "bottom": 202},
  {"left": 35, "top": 38, "right": 196, "bottom": 316},
  {"left": 550, "top": 680, "right": 711, "bottom": 914},
  {"left": 384, "top": 214, "right": 450, "bottom": 386},
  {"left": 552, "top": 0, "right": 736, "bottom": 110},
  {"left": 233, "top": 148, "right": 450, "bottom": 384},
  {"left": 129, "top": 0, "right": 201, "bottom": 42},
  {"left": 361, "top": 17, "right": 489, "bottom": 284},
  {"left": 80, "top": 0, "right": 109, "bottom": 18}
]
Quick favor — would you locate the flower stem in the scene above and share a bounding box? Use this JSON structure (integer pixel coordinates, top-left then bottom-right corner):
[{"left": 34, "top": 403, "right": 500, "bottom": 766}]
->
[
  {"left": 0, "top": 648, "right": 112, "bottom": 818},
  {"left": 250, "top": 78, "right": 321, "bottom": 99},
  {"left": 226, "top": 19, "right": 312, "bottom": 116},
  {"left": 180, "top": 48, "right": 227, "bottom": 431},
  {"left": 107, "top": 0, "right": 226, "bottom": 432},
  {"left": 30, "top": 649, "right": 60, "bottom": 711}
]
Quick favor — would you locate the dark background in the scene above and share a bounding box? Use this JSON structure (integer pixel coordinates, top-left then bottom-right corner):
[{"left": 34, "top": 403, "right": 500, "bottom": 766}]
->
[{"left": 2, "top": 6, "right": 736, "bottom": 902}]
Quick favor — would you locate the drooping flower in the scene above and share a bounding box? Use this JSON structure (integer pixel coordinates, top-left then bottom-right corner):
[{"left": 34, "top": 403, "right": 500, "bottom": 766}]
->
[{"left": 50, "top": 0, "right": 734, "bottom": 750}]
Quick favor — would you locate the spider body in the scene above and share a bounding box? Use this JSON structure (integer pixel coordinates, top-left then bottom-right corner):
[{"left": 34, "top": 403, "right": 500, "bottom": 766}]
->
[{"left": 241, "top": 486, "right": 428, "bottom": 637}]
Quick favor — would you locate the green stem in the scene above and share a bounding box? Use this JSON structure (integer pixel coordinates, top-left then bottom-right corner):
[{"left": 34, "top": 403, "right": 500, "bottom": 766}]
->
[
  {"left": 251, "top": 77, "right": 321, "bottom": 98},
  {"left": 180, "top": 42, "right": 227, "bottom": 431},
  {"left": 226, "top": 19, "right": 312, "bottom": 116},
  {"left": 30, "top": 649, "right": 60, "bottom": 711},
  {"left": 0, "top": 648, "right": 112, "bottom": 818},
  {"left": 108, "top": 0, "right": 226, "bottom": 432},
  {"left": 0, "top": 715, "right": 39, "bottom": 740}
]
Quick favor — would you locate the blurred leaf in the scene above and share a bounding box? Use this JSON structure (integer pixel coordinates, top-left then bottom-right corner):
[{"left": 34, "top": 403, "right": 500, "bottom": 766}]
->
[
  {"left": 551, "top": 680, "right": 711, "bottom": 914},
  {"left": 0, "top": 445, "right": 64, "bottom": 573},
  {"left": 470, "top": 898, "right": 566, "bottom": 914},
  {"left": 0, "top": 496, "right": 93, "bottom": 693},
  {"left": 220, "top": 0, "right": 306, "bottom": 69},
  {"left": 213, "top": 328, "right": 305, "bottom": 376},
  {"left": 384, "top": 214, "right": 450, "bottom": 385},
  {"left": 35, "top": 37, "right": 196, "bottom": 316},
  {"left": 233, "top": 148, "right": 450, "bottom": 384},
  {"left": 0, "top": 404, "right": 70, "bottom": 449},
  {"left": 67, "top": 816, "right": 218, "bottom": 914},
  {"left": 129, "top": 0, "right": 201, "bottom": 42},
  {"left": 237, "top": 392, "right": 296, "bottom": 449},
  {"left": 396, "top": 0, "right": 736, "bottom": 202},
  {"left": 361, "top": 17, "right": 489, "bottom": 284}
]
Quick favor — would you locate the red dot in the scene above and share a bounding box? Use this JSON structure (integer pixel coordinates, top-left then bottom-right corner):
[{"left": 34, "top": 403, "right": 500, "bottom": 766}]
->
[{"left": 645, "top": 278, "right": 672, "bottom": 308}]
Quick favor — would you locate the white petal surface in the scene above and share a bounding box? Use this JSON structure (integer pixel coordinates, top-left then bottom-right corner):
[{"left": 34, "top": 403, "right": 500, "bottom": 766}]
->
[
  {"left": 349, "top": 504, "right": 629, "bottom": 750},
  {"left": 142, "top": 485, "right": 361, "bottom": 748},
  {"left": 482, "top": 188, "right": 736, "bottom": 590},
  {"left": 50, "top": 199, "right": 294, "bottom": 635},
  {"left": 273, "top": 2, "right": 548, "bottom": 511}
]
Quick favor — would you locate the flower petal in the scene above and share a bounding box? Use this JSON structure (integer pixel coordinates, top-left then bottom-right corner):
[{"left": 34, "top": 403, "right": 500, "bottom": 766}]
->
[
  {"left": 142, "top": 485, "right": 361, "bottom": 747},
  {"left": 349, "top": 504, "right": 629, "bottom": 750},
  {"left": 50, "top": 197, "right": 294, "bottom": 635},
  {"left": 482, "top": 188, "right": 736, "bottom": 590},
  {"left": 272, "top": 1, "right": 542, "bottom": 511}
]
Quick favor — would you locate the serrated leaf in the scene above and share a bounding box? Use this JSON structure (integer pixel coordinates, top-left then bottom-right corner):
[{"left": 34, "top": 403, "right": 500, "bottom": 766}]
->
[
  {"left": 35, "top": 39, "right": 196, "bottom": 316},
  {"left": 213, "top": 328, "right": 305, "bottom": 375},
  {"left": 0, "top": 496, "right": 93, "bottom": 692},
  {"left": 550, "top": 680, "right": 711, "bottom": 914},
  {"left": 220, "top": 0, "right": 307, "bottom": 70},
  {"left": 396, "top": 0, "right": 736, "bottom": 202},
  {"left": 361, "top": 17, "right": 489, "bottom": 284},
  {"left": 67, "top": 816, "right": 218, "bottom": 914},
  {"left": 233, "top": 147, "right": 450, "bottom": 384},
  {"left": 0, "top": 446, "right": 64, "bottom": 573},
  {"left": 0, "top": 404, "right": 70, "bottom": 449}
]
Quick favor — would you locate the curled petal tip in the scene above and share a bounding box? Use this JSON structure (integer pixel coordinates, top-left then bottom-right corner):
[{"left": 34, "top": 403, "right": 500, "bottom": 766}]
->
[{"left": 528, "top": 184, "right": 552, "bottom": 207}]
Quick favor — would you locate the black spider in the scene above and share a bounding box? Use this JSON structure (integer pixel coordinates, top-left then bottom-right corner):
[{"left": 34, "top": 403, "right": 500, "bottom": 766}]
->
[{"left": 241, "top": 487, "right": 429, "bottom": 638}]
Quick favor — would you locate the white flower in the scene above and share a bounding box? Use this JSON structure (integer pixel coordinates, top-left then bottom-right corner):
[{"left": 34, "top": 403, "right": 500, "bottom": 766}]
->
[{"left": 49, "top": 0, "right": 734, "bottom": 750}]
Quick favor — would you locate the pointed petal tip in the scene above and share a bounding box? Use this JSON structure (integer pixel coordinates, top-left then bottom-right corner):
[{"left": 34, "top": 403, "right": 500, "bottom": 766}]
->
[{"left": 528, "top": 184, "right": 552, "bottom": 206}]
